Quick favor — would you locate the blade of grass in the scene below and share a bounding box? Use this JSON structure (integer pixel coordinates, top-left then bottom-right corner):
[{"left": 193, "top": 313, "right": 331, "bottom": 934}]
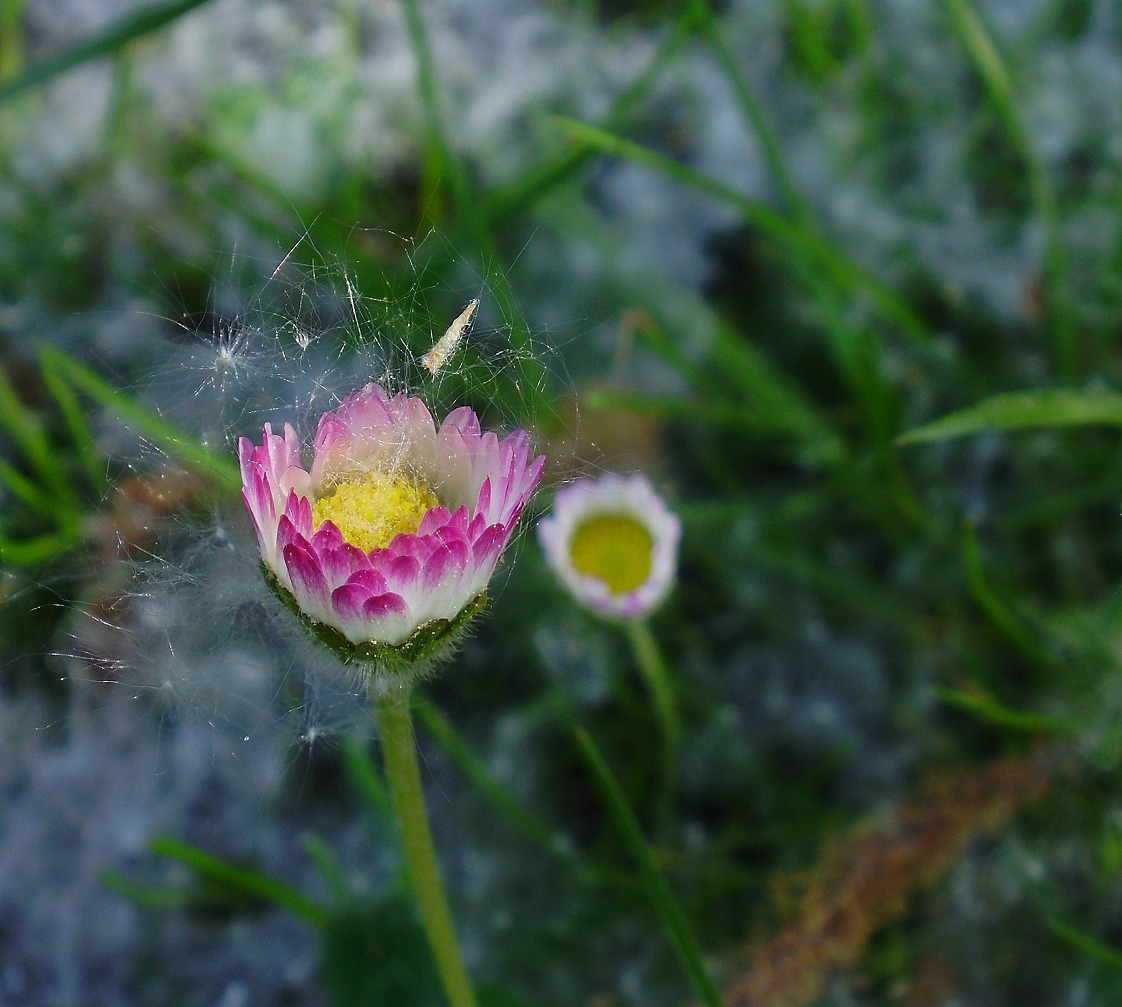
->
[
  {"left": 149, "top": 836, "right": 329, "bottom": 928},
  {"left": 0, "top": 0, "right": 213, "bottom": 103},
  {"left": 942, "top": 0, "right": 1074, "bottom": 379},
  {"left": 413, "top": 697, "right": 558, "bottom": 850},
  {"left": 0, "top": 455, "right": 67, "bottom": 516},
  {"left": 40, "top": 346, "right": 240, "bottom": 489},
  {"left": 398, "top": 0, "right": 546, "bottom": 422},
  {"left": 301, "top": 833, "right": 351, "bottom": 906},
  {"left": 398, "top": 0, "right": 470, "bottom": 223},
  {"left": 483, "top": 7, "right": 700, "bottom": 222},
  {"left": 687, "top": 0, "right": 812, "bottom": 222},
  {"left": 936, "top": 686, "right": 1075, "bottom": 735},
  {"left": 584, "top": 387, "right": 828, "bottom": 440},
  {"left": 1049, "top": 917, "right": 1122, "bottom": 969},
  {"left": 897, "top": 388, "right": 1122, "bottom": 445},
  {"left": 0, "top": 0, "right": 25, "bottom": 80},
  {"left": 626, "top": 311, "right": 842, "bottom": 461},
  {"left": 340, "top": 737, "right": 394, "bottom": 822},
  {"left": 962, "top": 521, "right": 1053, "bottom": 673},
  {"left": 38, "top": 346, "right": 110, "bottom": 492},
  {"left": 554, "top": 116, "right": 926, "bottom": 342},
  {"left": 573, "top": 726, "right": 723, "bottom": 1007},
  {"left": 708, "top": 322, "right": 845, "bottom": 460},
  {"left": 0, "top": 366, "right": 76, "bottom": 501},
  {"left": 99, "top": 870, "right": 208, "bottom": 911},
  {"left": 0, "top": 526, "right": 85, "bottom": 566}
]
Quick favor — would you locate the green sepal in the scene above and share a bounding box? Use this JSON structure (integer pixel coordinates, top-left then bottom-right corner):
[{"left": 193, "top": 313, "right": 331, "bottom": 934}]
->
[{"left": 263, "top": 566, "right": 486, "bottom": 685}]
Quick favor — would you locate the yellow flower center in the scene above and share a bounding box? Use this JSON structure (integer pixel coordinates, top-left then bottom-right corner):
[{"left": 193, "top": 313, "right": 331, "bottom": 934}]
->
[
  {"left": 568, "top": 513, "right": 653, "bottom": 595},
  {"left": 312, "top": 471, "right": 440, "bottom": 553}
]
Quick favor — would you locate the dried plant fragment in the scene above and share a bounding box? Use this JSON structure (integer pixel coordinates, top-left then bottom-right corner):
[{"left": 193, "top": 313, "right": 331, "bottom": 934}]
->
[{"left": 724, "top": 754, "right": 1053, "bottom": 1007}]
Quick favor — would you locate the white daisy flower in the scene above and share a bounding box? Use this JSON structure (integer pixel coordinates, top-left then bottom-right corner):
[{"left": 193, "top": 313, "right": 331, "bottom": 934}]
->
[{"left": 537, "top": 473, "right": 680, "bottom": 621}]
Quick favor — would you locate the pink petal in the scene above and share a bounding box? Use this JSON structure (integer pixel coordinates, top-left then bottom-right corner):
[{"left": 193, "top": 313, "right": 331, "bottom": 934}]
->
[
  {"left": 422, "top": 541, "right": 470, "bottom": 592},
  {"left": 471, "top": 524, "right": 507, "bottom": 568},
  {"left": 378, "top": 552, "right": 422, "bottom": 591},
  {"left": 363, "top": 593, "right": 408, "bottom": 618},
  {"left": 417, "top": 506, "right": 453, "bottom": 536},
  {"left": 283, "top": 540, "right": 331, "bottom": 615},
  {"left": 440, "top": 405, "right": 481, "bottom": 438},
  {"left": 331, "top": 581, "right": 375, "bottom": 624}
]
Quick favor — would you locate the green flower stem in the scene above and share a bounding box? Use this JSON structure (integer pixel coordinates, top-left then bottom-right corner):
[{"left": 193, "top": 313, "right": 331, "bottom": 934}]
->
[
  {"left": 624, "top": 619, "right": 681, "bottom": 769},
  {"left": 373, "top": 685, "right": 478, "bottom": 1007}
]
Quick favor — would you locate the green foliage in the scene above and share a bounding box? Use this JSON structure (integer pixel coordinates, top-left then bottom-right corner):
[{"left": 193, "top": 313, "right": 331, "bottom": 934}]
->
[
  {"left": 7, "top": 0, "right": 1122, "bottom": 1003},
  {"left": 321, "top": 895, "right": 443, "bottom": 1007}
]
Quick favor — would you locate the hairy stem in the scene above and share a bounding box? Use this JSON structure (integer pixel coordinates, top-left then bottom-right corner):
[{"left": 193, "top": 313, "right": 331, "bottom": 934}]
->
[{"left": 374, "top": 685, "right": 478, "bottom": 1007}]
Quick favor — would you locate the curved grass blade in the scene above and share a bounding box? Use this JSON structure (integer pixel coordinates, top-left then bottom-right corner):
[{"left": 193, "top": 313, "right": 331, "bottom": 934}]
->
[
  {"left": 0, "top": 456, "right": 64, "bottom": 517},
  {"left": 936, "top": 687, "right": 1075, "bottom": 736},
  {"left": 554, "top": 116, "right": 926, "bottom": 342},
  {"left": 413, "top": 696, "right": 558, "bottom": 850},
  {"left": 898, "top": 388, "right": 1122, "bottom": 445},
  {"left": 100, "top": 870, "right": 208, "bottom": 911},
  {"left": 686, "top": 0, "right": 811, "bottom": 222},
  {"left": 573, "top": 726, "right": 723, "bottom": 1007},
  {"left": 942, "top": 0, "right": 1074, "bottom": 379},
  {"left": 1049, "top": 917, "right": 1122, "bottom": 969},
  {"left": 149, "top": 836, "right": 329, "bottom": 929},
  {"left": 38, "top": 345, "right": 110, "bottom": 492},
  {"left": 0, "top": 526, "right": 85, "bottom": 566},
  {"left": 340, "top": 737, "right": 394, "bottom": 822},
  {"left": 301, "top": 832, "right": 351, "bottom": 906},
  {"left": 39, "top": 346, "right": 240, "bottom": 490},
  {"left": 961, "top": 521, "right": 1054, "bottom": 675},
  {"left": 0, "top": 0, "right": 213, "bottom": 103},
  {"left": 483, "top": 7, "right": 699, "bottom": 222},
  {"left": 0, "top": 365, "right": 75, "bottom": 502}
]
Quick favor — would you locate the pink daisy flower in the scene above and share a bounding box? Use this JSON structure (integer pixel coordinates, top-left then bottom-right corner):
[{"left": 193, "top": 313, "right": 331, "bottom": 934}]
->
[{"left": 239, "top": 382, "right": 545, "bottom": 673}]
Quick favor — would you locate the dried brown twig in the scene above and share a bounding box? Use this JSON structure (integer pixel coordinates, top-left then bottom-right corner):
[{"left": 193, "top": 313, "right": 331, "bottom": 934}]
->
[{"left": 723, "top": 753, "right": 1054, "bottom": 1007}]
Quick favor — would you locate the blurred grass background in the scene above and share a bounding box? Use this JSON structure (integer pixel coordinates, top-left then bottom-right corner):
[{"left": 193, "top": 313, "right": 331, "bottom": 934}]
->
[{"left": 3, "top": 0, "right": 1122, "bottom": 1004}]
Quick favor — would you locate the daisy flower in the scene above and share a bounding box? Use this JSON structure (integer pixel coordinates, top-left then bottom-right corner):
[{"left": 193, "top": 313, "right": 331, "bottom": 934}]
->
[
  {"left": 239, "top": 382, "right": 545, "bottom": 676},
  {"left": 537, "top": 472, "right": 680, "bottom": 621}
]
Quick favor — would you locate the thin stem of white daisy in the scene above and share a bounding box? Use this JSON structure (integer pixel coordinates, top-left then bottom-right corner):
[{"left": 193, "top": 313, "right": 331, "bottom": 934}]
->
[
  {"left": 373, "top": 685, "right": 478, "bottom": 1007},
  {"left": 623, "top": 619, "right": 681, "bottom": 772}
]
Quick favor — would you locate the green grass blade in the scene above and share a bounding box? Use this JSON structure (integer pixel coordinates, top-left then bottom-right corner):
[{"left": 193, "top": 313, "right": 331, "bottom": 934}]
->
[
  {"left": 942, "top": 0, "right": 1074, "bottom": 379},
  {"left": 0, "top": 526, "right": 85, "bottom": 566},
  {"left": 301, "top": 832, "right": 351, "bottom": 906},
  {"left": 554, "top": 116, "right": 926, "bottom": 341},
  {"left": 936, "top": 687, "right": 1075, "bottom": 735},
  {"left": 397, "top": 0, "right": 547, "bottom": 422},
  {"left": 583, "top": 388, "right": 781, "bottom": 433},
  {"left": 0, "top": 0, "right": 213, "bottom": 103},
  {"left": 149, "top": 836, "right": 329, "bottom": 928},
  {"left": 99, "top": 870, "right": 207, "bottom": 911},
  {"left": 942, "top": 0, "right": 1016, "bottom": 121},
  {"left": 483, "top": 8, "right": 698, "bottom": 222},
  {"left": 898, "top": 388, "right": 1122, "bottom": 445},
  {"left": 1048, "top": 917, "right": 1122, "bottom": 969},
  {"left": 413, "top": 697, "right": 558, "bottom": 850},
  {"left": 961, "top": 521, "right": 1051, "bottom": 670},
  {"left": 688, "top": 0, "right": 811, "bottom": 221},
  {"left": 627, "top": 313, "right": 843, "bottom": 462},
  {"left": 573, "top": 726, "right": 723, "bottom": 1007},
  {"left": 38, "top": 346, "right": 109, "bottom": 492},
  {"left": 0, "top": 365, "right": 74, "bottom": 500},
  {"left": 707, "top": 323, "right": 845, "bottom": 459},
  {"left": 39, "top": 346, "right": 240, "bottom": 490},
  {"left": 340, "top": 737, "right": 394, "bottom": 822},
  {"left": 398, "top": 0, "right": 482, "bottom": 239},
  {"left": 0, "top": 455, "right": 66, "bottom": 516},
  {"left": 0, "top": 0, "right": 25, "bottom": 80}
]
